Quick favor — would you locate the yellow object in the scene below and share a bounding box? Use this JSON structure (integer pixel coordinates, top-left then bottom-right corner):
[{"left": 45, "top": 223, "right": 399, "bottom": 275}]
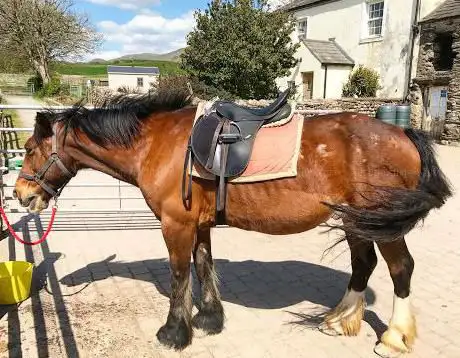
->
[{"left": 0, "top": 261, "right": 33, "bottom": 305}]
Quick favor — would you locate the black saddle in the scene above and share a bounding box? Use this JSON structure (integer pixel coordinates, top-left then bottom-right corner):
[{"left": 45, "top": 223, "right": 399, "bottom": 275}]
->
[
  {"left": 182, "top": 88, "right": 293, "bottom": 222},
  {"left": 213, "top": 88, "right": 291, "bottom": 123}
]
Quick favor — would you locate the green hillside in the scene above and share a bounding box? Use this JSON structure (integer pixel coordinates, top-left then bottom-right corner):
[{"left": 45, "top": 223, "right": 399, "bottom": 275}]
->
[
  {"left": 116, "top": 49, "right": 184, "bottom": 62},
  {"left": 53, "top": 59, "right": 184, "bottom": 77}
]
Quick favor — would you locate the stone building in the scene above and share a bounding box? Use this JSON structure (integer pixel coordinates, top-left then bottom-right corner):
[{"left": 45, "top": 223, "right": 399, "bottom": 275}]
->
[{"left": 411, "top": 0, "right": 460, "bottom": 142}]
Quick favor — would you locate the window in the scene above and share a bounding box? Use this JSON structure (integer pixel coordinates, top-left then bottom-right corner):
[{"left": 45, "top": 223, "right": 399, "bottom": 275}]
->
[
  {"left": 137, "top": 77, "right": 144, "bottom": 87},
  {"left": 297, "top": 19, "right": 308, "bottom": 40},
  {"left": 367, "top": 1, "right": 384, "bottom": 37}
]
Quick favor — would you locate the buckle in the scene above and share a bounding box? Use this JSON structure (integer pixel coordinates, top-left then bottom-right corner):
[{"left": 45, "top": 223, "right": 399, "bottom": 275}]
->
[{"left": 218, "top": 133, "right": 242, "bottom": 144}]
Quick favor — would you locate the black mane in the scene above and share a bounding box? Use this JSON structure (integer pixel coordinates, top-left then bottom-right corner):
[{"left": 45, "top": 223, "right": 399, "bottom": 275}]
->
[{"left": 37, "top": 89, "right": 192, "bottom": 147}]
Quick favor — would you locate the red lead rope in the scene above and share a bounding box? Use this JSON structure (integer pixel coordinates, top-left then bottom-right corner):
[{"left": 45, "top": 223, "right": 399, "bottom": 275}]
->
[{"left": 0, "top": 206, "right": 57, "bottom": 246}]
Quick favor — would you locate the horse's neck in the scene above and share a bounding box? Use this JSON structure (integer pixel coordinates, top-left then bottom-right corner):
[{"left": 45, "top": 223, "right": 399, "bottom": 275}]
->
[{"left": 70, "top": 135, "right": 148, "bottom": 186}]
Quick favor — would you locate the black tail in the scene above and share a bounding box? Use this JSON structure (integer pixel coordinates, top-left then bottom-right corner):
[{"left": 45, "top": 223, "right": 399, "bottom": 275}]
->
[{"left": 323, "top": 128, "right": 453, "bottom": 242}]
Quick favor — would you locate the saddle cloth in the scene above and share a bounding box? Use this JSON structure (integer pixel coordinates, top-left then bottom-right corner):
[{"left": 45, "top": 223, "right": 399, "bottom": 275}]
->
[{"left": 190, "top": 100, "right": 304, "bottom": 183}]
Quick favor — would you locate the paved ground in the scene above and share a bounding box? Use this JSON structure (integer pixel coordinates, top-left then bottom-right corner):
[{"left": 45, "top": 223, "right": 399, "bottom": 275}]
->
[{"left": 0, "top": 143, "right": 459, "bottom": 358}]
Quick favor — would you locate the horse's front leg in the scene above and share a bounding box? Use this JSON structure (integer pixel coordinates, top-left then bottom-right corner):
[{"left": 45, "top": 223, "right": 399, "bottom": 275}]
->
[
  {"left": 192, "top": 227, "right": 224, "bottom": 334},
  {"left": 156, "top": 217, "right": 195, "bottom": 350}
]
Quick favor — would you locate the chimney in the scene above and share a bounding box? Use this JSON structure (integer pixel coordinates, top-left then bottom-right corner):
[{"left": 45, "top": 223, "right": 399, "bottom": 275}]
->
[{"left": 329, "top": 37, "right": 336, "bottom": 42}]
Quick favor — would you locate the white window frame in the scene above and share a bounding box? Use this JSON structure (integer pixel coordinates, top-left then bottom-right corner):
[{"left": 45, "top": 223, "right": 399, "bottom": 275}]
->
[
  {"left": 361, "top": 0, "right": 386, "bottom": 42},
  {"left": 137, "top": 77, "right": 144, "bottom": 87},
  {"left": 297, "top": 18, "right": 308, "bottom": 40}
]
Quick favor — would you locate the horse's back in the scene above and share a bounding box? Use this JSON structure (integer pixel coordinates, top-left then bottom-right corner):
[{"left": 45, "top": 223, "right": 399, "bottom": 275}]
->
[{"left": 224, "top": 112, "right": 421, "bottom": 233}]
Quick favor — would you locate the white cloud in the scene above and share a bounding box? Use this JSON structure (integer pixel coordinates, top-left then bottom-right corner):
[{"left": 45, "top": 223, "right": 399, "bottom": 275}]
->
[
  {"left": 86, "top": 0, "right": 161, "bottom": 10},
  {"left": 91, "top": 11, "right": 195, "bottom": 59}
]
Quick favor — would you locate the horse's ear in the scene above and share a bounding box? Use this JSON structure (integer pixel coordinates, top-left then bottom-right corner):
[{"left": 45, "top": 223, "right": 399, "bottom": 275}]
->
[{"left": 35, "top": 111, "right": 53, "bottom": 139}]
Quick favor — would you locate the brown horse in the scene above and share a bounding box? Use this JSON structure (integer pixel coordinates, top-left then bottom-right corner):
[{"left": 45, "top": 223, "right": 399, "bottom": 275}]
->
[{"left": 13, "top": 91, "right": 452, "bottom": 357}]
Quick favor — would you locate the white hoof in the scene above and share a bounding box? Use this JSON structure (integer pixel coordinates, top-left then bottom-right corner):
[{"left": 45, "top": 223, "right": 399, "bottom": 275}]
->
[{"left": 374, "top": 341, "right": 404, "bottom": 358}]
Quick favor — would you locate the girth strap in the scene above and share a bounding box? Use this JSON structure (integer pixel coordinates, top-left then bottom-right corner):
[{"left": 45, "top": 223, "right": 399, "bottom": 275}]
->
[
  {"left": 206, "top": 119, "right": 224, "bottom": 170},
  {"left": 181, "top": 137, "right": 193, "bottom": 210},
  {"left": 216, "top": 119, "right": 231, "bottom": 213}
]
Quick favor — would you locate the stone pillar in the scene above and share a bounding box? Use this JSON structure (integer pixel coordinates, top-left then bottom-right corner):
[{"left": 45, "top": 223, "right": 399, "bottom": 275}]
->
[
  {"left": 443, "top": 24, "right": 460, "bottom": 142},
  {"left": 409, "top": 83, "right": 423, "bottom": 129}
]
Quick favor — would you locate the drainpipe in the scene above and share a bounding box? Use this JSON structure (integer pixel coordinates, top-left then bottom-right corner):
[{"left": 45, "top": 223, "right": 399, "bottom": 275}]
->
[
  {"left": 405, "top": 0, "right": 421, "bottom": 100},
  {"left": 323, "top": 65, "right": 328, "bottom": 99}
]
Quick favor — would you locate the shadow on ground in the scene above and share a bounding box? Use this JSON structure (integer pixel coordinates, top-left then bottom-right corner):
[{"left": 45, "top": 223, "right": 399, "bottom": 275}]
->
[
  {"left": 61, "top": 254, "right": 378, "bottom": 310},
  {"left": 57, "top": 254, "right": 387, "bottom": 340},
  {"left": 1, "top": 214, "right": 80, "bottom": 358}
]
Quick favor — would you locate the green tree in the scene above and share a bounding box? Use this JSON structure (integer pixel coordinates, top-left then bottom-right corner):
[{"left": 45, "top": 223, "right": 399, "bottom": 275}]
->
[
  {"left": 0, "top": 48, "right": 31, "bottom": 73},
  {"left": 181, "top": 0, "right": 299, "bottom": 99},
  {"left": 0, "top": 0, "right": 102, "bottom": 84}
]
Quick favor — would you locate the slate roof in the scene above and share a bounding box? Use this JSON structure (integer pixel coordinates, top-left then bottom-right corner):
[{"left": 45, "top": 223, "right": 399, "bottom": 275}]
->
[
  {"left": 303, "top": 39, "right": 354, "bottom": 65},
  {"left": 281, "top": 0, "right": 342, "bottom": 12},
  {"left": 420, "top": 0, "right": 460, "bottom": 23},
  {"left": 107, "top": 66, "right": 160, "bottom": 75}
]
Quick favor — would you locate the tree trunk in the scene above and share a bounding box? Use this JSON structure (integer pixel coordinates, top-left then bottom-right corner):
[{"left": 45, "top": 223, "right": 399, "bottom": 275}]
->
[{"left": 33, "top": 60, "right": 51, "bottom": 85}]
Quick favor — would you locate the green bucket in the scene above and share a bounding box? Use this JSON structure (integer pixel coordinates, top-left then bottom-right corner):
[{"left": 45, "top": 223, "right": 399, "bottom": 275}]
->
[
  {"left": 376, "top": 104, "right": 397, "bottom": 125},
  {"left": 396, "top": 105, "right": 411, "bottom": 128}
]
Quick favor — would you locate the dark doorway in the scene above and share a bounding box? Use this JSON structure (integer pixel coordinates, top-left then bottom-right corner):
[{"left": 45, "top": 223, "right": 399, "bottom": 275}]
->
[{"left": 433, "top": 33, "right": 455, "bottom": 71}]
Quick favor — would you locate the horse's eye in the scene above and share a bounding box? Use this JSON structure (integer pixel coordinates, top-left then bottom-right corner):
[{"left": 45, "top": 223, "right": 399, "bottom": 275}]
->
[{"left": 25, "top": 147, "right": 32, "bottom": 155}]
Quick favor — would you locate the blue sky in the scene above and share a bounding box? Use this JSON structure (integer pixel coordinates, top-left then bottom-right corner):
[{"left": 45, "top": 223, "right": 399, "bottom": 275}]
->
[
  {"left": 75, "top": 0, "right": 281, "bottom": 60},
  {"left": 75, "top": 0, "right": 210, "bottom": 60}
]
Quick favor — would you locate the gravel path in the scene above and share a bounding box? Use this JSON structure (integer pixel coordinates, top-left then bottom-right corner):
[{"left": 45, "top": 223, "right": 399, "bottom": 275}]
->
[{"left": 2, "top": 95, "right": 44, "bottom": 127}]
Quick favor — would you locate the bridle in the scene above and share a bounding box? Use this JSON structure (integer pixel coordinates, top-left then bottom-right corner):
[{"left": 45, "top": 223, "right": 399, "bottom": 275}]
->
[
  {"left": 0, "top": 122, "right": 75, "bottom": 246},
  {"left": 18, "top": 122, "right": 76, "bottom": 200}
]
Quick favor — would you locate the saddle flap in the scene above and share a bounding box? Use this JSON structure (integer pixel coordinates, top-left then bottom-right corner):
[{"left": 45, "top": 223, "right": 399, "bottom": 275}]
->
[{"left": 190, "top": 113, "right": 263, "bottom": 178}]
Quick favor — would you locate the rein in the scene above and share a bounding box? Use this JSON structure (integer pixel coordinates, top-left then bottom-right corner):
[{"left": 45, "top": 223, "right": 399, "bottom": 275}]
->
[{"left": 1, "top": 122, "right": 75, "bottom": 246}]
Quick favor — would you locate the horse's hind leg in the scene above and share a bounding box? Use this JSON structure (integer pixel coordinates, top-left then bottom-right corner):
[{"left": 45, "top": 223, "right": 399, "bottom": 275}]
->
[
  {"left": 156, "top": 217, "right": 195, "bottom": 350},
  {"left": 320, "top": 236, "right": 377, "bottom": 336},
  {"left": 374, "top": 238, "right": 416, "bottom": 358},
  {"left": 192, "top": 227, "right": 225, "bottom": 334}
]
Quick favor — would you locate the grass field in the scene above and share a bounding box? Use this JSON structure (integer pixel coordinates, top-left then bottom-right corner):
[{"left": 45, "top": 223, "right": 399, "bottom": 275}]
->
[{"left": 53, "top": 60, "right": 184, "bottom": 77}]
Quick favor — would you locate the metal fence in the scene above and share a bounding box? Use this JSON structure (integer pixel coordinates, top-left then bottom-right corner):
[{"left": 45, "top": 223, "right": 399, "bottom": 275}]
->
[
  {"left": 0, "top": 83, "right": 35, "bottom": 95},
  {"left": 0, "top": 104, "right": 150, "bottom": 219}
]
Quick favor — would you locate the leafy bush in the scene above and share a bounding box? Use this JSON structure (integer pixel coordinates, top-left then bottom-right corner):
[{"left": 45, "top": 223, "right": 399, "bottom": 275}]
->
[
  {"left": 342, "top": 65, "right": 381, "bottom": 98},
  {"left": 150, "top": 74, "right": 193, "bottom": 108},
  {"left": 27, "top": 75, "right": 43, "bottom": 92},
  {"left": 35, "top": 75, "right": 70, "bottom": 98},
  {"left": 116, "top": 85, "right": 142, "bottom": 94},
  {"left": 187, "top": 76, "right": 238, "bottom": 101}
]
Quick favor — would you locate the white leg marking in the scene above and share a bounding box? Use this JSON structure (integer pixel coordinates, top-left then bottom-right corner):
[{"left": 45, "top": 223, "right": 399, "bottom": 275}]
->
[
  {"left": 375, "top": 294, "right": 417, "bottom": 358},
  {"left": 390, "top": 295, "right": 412, "bottom": 329},
  {"left": 320, "top": 288, "right": 365, "bottom": 336}
]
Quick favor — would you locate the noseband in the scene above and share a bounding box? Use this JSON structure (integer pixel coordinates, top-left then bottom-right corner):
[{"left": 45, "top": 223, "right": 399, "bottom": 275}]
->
[{"left": 18, "top": 123, "right": 75, "bottom": 199}]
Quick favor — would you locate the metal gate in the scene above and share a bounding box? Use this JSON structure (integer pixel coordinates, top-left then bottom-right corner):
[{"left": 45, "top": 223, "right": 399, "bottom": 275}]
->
[{"left": 0, "top": 104, "right": 160, "bottom": 232}]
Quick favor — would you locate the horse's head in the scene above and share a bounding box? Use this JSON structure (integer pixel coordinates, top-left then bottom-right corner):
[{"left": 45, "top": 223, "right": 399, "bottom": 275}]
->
[{"left": 14, "top": 111, "right": 77, "bottom": 213}]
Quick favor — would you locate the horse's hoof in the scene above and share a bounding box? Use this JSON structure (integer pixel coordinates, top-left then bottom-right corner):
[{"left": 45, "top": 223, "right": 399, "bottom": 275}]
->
[
  {"left": 374, "top": 342, "right": 403, "bottom": 358},
  {"left": 156, "top": 318, "right": 191, "bottom": 350},
  {"left": 192, "top": 306, "right": 224, "bottom": 335}
]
